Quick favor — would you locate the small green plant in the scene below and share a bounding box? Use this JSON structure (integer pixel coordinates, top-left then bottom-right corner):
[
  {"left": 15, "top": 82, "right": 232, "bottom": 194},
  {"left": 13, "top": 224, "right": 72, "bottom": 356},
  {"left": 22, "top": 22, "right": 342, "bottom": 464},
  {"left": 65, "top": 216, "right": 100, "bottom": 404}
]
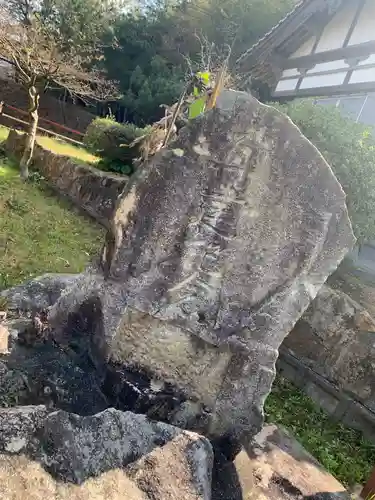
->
[
  {"left": 96, "top": 158, "right": 133, "bottom": 176},
  {"left": 5, "top": 197, "right": 29, "bottom": 215},
  {"left": 28, "top": 171, "right": 45, "bottom": 185}
]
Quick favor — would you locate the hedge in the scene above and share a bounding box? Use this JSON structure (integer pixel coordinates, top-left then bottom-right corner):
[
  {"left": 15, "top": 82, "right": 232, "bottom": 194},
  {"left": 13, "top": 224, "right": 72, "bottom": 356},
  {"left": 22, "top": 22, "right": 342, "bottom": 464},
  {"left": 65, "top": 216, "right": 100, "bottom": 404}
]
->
[
  {"left": 275, "top": 99, "right": 375, "bottom": 244},
  {"left": 84, "top": 117, "right": 146, "bottom": 175}
]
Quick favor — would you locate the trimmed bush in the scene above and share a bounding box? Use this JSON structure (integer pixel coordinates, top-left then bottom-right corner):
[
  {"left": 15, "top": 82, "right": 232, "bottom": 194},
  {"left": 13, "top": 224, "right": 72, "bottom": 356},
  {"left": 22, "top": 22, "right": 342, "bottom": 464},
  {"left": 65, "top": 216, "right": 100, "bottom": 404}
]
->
[
  {"left": 84, "top": 117, "right": 145, "bottom": 175},
  {"left": 275, "top": 99, "right": 375, "bottom": 244}
]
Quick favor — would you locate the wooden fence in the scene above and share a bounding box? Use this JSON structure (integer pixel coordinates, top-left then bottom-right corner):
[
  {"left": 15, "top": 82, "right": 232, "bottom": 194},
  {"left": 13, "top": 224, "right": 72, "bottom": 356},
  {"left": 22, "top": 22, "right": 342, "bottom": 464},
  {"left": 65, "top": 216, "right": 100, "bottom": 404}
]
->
[{"left": 0, "top": 101, "right": 85, "bottom": 145}]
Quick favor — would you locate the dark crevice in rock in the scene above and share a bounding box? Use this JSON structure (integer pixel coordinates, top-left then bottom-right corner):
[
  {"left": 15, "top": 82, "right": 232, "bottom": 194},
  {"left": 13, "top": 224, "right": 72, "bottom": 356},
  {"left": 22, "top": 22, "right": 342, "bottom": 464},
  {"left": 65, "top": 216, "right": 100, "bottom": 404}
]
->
[
  {"left": 211, "top": 435, "right": 243, "bottom": 463},
  {"left": 211, "top": 449, "right": 243, "bottom": 500},
  {"left": 0, "top": 319, "right": 242, "bottom": 462},
  {"left": 270, "top": 473, "right": 304, "bottom": 497},
  {"left": 101, "top": 362, "right": 188, "bottom": 424},
  {"left": 3, "top": 341, "right": 108, "bottom": 415}
]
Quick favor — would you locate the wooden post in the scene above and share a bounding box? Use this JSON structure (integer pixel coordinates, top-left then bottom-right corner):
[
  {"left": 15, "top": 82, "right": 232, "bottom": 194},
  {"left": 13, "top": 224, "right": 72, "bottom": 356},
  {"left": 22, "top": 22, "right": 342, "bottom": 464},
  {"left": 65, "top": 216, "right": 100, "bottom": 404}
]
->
[{"left": 362, "top": 466, "right": 375, "bottom": 498}]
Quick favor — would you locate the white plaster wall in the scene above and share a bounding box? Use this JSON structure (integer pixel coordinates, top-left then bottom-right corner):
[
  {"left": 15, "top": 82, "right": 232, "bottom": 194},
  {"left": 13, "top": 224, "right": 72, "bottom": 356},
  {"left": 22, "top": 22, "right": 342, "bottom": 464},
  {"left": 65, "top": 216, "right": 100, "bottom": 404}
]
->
[
  {"left": 359, "top": 54, "right": 375, "bottom": 66},
  {"left": 315, "top": 1, "right": 359, "bottom": 52},
  {"left": 290, "top": 37, "right": 315, "bottom": 57},
  {"left": 275, "top": 78, "right": 299, "bottom": 92},
  {"left": 349, "top": 0, "right": 375, "bottom": 45},
  {"left": 281, "top": 68, "right": 301, "bottom": 78},
  {"left": 299, "top": 72, "right": 347, "bottom": 89},
  {"left": 306, "top": 59, "right": 348, "bottom": 74},
  {"left": 350, "top": 66, "right": 375, "bottom": 84},
  {"left": 273, "top": 1, "right": 375, "bottom": 96}
]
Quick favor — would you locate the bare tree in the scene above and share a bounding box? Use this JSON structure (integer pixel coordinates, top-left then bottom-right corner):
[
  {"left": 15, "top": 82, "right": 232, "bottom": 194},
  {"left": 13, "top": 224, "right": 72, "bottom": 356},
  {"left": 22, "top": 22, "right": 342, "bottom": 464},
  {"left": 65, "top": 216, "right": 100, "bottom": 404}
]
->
[
  {"left": 0, "top": 8, "right": 117, "bottom": 179},
  {"left": 3, "top": 0, "right": 36, "bottom": 24}
]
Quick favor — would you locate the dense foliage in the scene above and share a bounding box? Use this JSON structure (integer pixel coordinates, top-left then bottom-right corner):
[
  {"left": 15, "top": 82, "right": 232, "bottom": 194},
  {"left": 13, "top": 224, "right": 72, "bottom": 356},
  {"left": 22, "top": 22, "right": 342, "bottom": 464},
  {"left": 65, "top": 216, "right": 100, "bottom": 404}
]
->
[
  {"left": 41, "top": 0, "right": 123, "bottom": 53},
  {"left": 164, "top": 0, "right": 296, "bottom": 62},
  {"left": 276, "top": 99, "right": 375, "bottom": 244},
  {"left": 103, "top": 13, "right": 185, "bottom": 125},
  {"left": 84, "top": 117, "right": 145, "bottom": 175},
  {"left": 102, "top": 0, "right": 296, "bottom": 124},
  {"left": 6, "top": 0, "right": 124, "bottom": 55},
  {"left": 6, "top": 0, "right": 296, "bottom": 124}
]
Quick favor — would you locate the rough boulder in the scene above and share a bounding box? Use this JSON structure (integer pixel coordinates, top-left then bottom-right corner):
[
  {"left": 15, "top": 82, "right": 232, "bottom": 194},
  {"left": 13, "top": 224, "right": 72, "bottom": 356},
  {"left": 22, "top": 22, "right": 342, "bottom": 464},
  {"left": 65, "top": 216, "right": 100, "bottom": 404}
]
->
[
  {"left": 0, "top": 406, "right": 213, "bottom": 500},
  {"left": 47, "top": 90, "right": 355, "bottom": 453}
]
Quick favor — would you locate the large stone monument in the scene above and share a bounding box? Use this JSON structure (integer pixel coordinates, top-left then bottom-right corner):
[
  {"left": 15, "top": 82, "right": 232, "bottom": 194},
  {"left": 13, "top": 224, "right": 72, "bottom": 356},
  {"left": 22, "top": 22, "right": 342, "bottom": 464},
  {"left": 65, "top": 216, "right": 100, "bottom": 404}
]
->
[{"left": 50, "top": 91, "right": 355, "bottom": 456}]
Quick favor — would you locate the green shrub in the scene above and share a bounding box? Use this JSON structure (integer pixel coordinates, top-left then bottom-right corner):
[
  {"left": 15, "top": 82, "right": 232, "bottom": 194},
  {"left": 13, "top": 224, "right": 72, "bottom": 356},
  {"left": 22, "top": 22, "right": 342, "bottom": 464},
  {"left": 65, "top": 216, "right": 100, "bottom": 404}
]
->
[
  {"left": 84, "top": 117, "right": 145, "bottom": 175},
  {"left": 274, "top": 99, "right": 375, "bottom": 244},
  {"left": 96, "top": 158, "right": 133, "bottom": 176}
]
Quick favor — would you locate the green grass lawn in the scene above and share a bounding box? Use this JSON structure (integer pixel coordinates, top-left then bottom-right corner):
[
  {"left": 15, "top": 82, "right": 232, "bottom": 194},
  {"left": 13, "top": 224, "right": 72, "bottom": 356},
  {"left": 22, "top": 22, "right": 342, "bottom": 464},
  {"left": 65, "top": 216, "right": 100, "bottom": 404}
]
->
[
  {"left": 37, "top": 135, "right": 99, "bottom": 164},
  {"left": 0, "top": 125, "right": 99, "bottom": 165},
  {"left": 266, "top": 376, "right": 375, "bottom": 488},
  {"left": 0, "top": 126, "right": 9, "bottom": 142},
  {"left": 0, "top": 125, "right": 103, "bottom": 290},
  {"left": 0, "top": 159, "right": 104, "bottom": 290}
]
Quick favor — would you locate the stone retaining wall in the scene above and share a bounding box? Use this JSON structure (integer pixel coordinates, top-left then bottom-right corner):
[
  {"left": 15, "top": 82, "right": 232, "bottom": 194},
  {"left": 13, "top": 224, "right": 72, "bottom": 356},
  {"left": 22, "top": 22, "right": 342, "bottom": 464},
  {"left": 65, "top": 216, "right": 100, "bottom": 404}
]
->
[
  {"left": 5, "top": 129, "right": 127, "bottom": 227},
  {"left": 277, "top": 347, "right": 375, "bottom": 443},
  {"left": 279, "top": 284, "right": 375, "bottom": 443}
]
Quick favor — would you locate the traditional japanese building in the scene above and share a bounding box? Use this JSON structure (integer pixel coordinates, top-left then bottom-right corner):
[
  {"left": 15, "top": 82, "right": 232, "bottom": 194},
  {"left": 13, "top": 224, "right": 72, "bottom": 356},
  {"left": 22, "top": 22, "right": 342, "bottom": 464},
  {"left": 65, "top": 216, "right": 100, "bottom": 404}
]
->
[{"left": 237, "top": 0, "right": 375, "bottom": 126}]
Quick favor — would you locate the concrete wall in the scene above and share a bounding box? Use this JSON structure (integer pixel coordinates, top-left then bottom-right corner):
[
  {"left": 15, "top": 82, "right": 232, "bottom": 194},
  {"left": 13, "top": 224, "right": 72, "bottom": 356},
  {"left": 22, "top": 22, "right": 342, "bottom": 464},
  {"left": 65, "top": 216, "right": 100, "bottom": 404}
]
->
[{"left": 5, "top": 129, "right": 127, "bottom": 227}]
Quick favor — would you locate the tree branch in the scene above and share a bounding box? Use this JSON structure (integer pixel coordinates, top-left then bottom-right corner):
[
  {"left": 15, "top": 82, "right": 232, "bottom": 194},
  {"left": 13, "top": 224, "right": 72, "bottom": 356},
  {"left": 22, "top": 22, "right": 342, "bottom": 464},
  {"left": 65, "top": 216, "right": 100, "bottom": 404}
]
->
[{"left": 0, "top": 6, "right": 118, "bottom": 103}]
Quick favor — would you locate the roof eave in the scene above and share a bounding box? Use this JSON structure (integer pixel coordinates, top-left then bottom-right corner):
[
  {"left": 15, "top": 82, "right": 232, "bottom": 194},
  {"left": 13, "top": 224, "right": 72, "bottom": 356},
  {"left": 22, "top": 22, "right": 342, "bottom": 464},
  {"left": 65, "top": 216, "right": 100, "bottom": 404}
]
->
[{"left": 237, "top": 0, "right": 345, "bottom": 71}]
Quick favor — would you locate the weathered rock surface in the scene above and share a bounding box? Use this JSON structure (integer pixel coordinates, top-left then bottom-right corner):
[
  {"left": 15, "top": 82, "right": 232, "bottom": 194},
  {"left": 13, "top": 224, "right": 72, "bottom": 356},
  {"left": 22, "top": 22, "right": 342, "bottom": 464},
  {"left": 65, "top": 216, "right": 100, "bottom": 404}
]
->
[
  {"left": 6, "top": 130, "right": 128, "bottom": 227},
  {"left": 0, "top": 405, "right": 48, "bottom": 454},
  {"left": 0, "top": 405, "right": 349, "bottom": 500},
  {"left": 3, "top": 343, "right": 108, "bottom": 414},
  {"left": 126, "top": 432, "right": 213, "bottom": 500},
  {"left": 49, "top": 90, "right": 355, "bottom": 448},
  {"left": 284, "top": 285, "right": 375, "bottom": 412},
  {"left": 245, "top": 425, "right": 350, "bottom": 500},
  {"left": 0, "top": 458, "right": 148, "bottom": 500},
  {"left": 0, "top": 405, "right": 213, "bottom": 499},
  {"left": 212, "top": 425, "right": 350, "bottom": 500},
  {"left": 1, "top": 273, "right": 80, "bottom": 313}
]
